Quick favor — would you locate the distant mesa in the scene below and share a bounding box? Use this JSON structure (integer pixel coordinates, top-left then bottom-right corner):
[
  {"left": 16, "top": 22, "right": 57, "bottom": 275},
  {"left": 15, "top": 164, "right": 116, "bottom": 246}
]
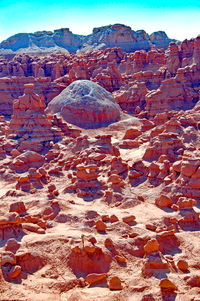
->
[
  {"left": 45, "top": 80, "right": 121, "bottom": 129},
  {"left": 0, "top": 24, "right": 176, "bottom": 54}
]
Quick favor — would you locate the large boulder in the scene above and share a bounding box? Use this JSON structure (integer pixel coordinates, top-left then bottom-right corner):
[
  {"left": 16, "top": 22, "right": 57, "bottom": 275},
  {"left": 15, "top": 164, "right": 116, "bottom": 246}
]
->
[
  {"left": 11, "top": 151, "right": 44, "bottom": 173},
  {"left": 46, "top": 80, "right": 121, "bottom": 128}
]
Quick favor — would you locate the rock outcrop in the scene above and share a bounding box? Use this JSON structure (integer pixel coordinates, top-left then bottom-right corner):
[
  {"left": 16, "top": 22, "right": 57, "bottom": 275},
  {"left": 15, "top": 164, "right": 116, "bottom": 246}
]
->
[
  {"left": 0, "top": 76, "right": 64, "bottom": 116},
  {"left": 46, "top": 80, "right": 121, "bottom": 128},
  {"left": 0, "top": 24, "right": 175, "bottom": 53},
  {"left": 8, "top": 83, "right": 63, "bottom": 151}
]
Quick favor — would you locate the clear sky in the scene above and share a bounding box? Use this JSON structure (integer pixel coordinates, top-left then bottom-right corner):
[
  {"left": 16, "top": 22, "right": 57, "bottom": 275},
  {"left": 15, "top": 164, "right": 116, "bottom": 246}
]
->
[{"left": 0, "top": 0, "right": 200, "bottom": 42}]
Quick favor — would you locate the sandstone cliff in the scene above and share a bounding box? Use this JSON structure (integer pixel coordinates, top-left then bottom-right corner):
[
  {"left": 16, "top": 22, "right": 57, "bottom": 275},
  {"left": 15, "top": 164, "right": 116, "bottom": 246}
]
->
[{"left": 0, "top": 24, "right": 176, "bottom": 54}]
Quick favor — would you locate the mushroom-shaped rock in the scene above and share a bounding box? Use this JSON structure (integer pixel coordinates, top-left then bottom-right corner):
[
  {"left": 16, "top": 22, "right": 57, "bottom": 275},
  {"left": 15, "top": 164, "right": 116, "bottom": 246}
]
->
[
  {"left": 45, "top": 80, "right": 121, "bottom": 128},
  {"left": 5, "top": 238, "right": 20, "bottom": 252},
  {"left": 144, "top": 239, "right": 159, "bottom": 254}
]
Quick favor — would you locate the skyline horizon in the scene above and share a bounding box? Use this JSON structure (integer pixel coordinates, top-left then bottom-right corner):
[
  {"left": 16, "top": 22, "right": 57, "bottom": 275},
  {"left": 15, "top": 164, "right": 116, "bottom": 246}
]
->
[
  {"left": 0, "top": 21, "right": 200, "bottom": 44},
  {"left": 0, "top": 1, "right": 200, "bottom": 43}
]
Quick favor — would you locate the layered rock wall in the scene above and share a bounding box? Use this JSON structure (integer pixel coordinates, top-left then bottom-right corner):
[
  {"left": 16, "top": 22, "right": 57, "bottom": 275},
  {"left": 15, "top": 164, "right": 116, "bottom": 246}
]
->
[{"left": 0, "top": 24, "right": 175, "bottom": 53}]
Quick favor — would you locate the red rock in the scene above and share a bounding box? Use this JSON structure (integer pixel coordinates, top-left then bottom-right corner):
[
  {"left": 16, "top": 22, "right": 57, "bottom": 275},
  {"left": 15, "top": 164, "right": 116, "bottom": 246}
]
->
[
  {"left": 123, "top": 128, "right": 141, "bottom": 140},
  {"left": 101, "top": 215, "right": 110, "bottom": 222},
  {"left": 122, "top": 215, "right": 136, "bottom": 224},
  {"left": 129, "top": 232, "right": 139, "bottom": 238},
  {"left": 96, "top": 220, "right": 107, "bottom": 232},
  {"left": 15, "top": 249, "right": 45, "bottom": 273},
  {"left": 176, "top": 197, "right": 197, "bottom": 208},
  {"left": 188, "top": 178, "right": 200, "bottom": 188},
  {"left": 111, "top": 157, "right": 128, "bottom": 174},
  {"left": 144, "top": 239, "right": 159, "bottom": 254},
  {"left": 4, "top": 238, "right": 20, "bottom": 252},
  {"left": 83, "top": 242, "right": 97, "bottom": 255},
  {"left": 108, "top": 174, "right": 122, "bottom": 184},
  {"left": 76, "top": 164, "right": 99, "bottom": 180},
  {"left": 115, "top": 255, "right": 126, "bottom": 265},
  {"left": 12, "top": 151, "right": 44, "bottom": 173},
  {"left": 10, "top": 149, "right": 20, "bottom": 157},
  {"left": 7, "top": 265, "right": 21, "bottom": 279},
  {"left": 0, "top": 212, "right": 20, "bottom": 225},
  {"left": 109, "top": 276, "right": 123, "bottom": 290},
  {"left": 93, "top": 60, "right": 123, "bottom": 93},
  {"left": 1, "top": 33, "right": 200, "bottom": 299},
  {"left": 9, "top": 201, "right": 26, "bottom": 214},
  {"left": 68, "top": 244, "right": 112, "bottom": 276},
  {"left": 0, "top": 223, "right": 23, "bottom": 242},
  {"left": 8, "top": 83, "right": 63, "bottom": 152},
  {"left": 159, "top": 278, "right": 177, "bottom": 291},
  {"left": 187, "top": 275, "right": 200, "bottom": 287},
  {"left": 142, "top": 252, "right": 169, "bottom": 277},
  {"left": 155, "top": 195, "right": 173, "bottom": 208},
  {"left": 1, "top": 251, "right": 16, "bottom": 266},
  {"left": 87, "top": 236, "right": 97, "bottom": 245},
  {"left": 181, "top": 159, "right": 199, "bottom": 177},
  {"left": 178, "top": 207, "right": 199, "bottom": 224},
  {"left": 145, "top": 76, "right": 196, "bottom": 117},
  {"left": 110, "top": 215, "right": 119, "bottom": 223},
  {"left": 172, "top": 160, "right": 182, "bottom": 173},
  {"left": 114, "top": 82, "right": 147, "bottom": 114},
  {"left": 48, "top": 184, "right": 56, "bottom": 192},
  {"left": 166, "top": 42, "right": 181, "bottom": 75},
  {"left": 86, "top": 273, "right": 107, "bottom": 286},
  {"left": 104, "top": 238, "right": 115, "bottom": 249},
  {"left": 156, "top": 229, "right": 180, "bottom": 254},
  {"left": 148, "top": 162, "right": 160, "bottom": 179},
  {"left": 193, "top": 36, "right": 200, "bottom": 65},
  {"left": 85, "top": 210, "right": 99, "bottom": 220},
  {"left": 22, "top": 223, "right": 45, "bottom": 234},
  {"left": 146, "top": 224, "right": 157, "bottom": 232},
  {"left": 143, "top": 132, "right": 183, "bottom": 162},
  {"left": 16, "top": 175, "right": 29, "bottom": 183},
  {"left": 177, "top": 259, "right": 188, "bottom": 272},
  {"left": 119, "top": 139, "right": 140, "bottom": 148}
]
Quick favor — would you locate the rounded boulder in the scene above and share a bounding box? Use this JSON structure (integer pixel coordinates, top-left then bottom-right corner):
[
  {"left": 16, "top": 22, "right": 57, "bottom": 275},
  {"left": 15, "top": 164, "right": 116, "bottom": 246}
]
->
[{"left": 45, "top": 80, "right": 121, "bottom": 128}]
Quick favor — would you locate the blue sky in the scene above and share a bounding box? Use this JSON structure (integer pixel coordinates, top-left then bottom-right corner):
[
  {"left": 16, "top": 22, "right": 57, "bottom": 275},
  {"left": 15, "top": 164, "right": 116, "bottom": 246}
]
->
[{"left": 0, "top": 0, "right": 200, "bottom": 42}]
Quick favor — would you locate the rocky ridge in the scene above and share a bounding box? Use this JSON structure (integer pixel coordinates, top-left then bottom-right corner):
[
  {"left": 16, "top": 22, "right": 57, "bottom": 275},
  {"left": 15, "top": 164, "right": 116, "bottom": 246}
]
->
[{"left": 0, "top": 24, "right": 175, "bottom": 54}]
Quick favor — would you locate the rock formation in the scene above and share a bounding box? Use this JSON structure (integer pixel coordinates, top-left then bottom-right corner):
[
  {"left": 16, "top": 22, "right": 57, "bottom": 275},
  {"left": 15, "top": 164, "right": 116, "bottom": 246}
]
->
[
  {"left": 0, "top": 24, "right": 175, "bottom": 54},
  {"left": 0, "top": 28, "right": 200, "bottom": 301},
  {"left": 8, "top": 83, "right": 63, "bottom": 151},
  {"left": 0, "top": 34, "right": 199, "bottom": 119},
  {"left": 46, "top": 80, "right": 121, "bottom": 128}
]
